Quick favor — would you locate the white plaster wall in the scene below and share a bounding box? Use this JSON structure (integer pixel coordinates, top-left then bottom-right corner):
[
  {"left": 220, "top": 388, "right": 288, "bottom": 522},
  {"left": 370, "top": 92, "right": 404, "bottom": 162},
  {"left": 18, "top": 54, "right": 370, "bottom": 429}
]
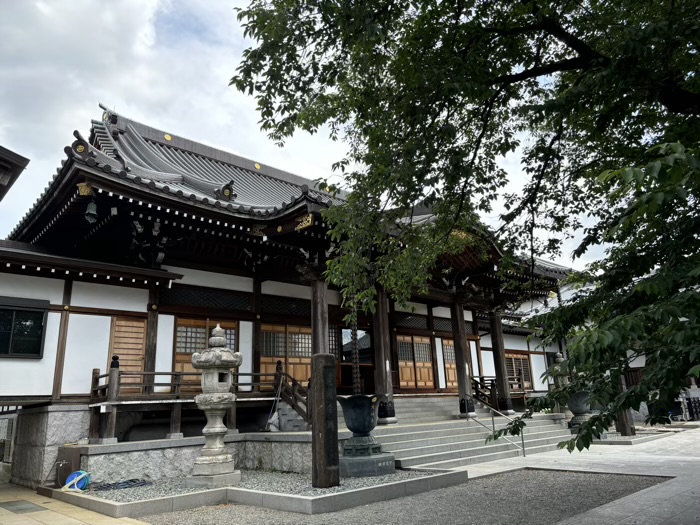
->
[
  {"left": 530, "top": 337, "right": 560, "bottom": 354},
  {"left": 432, "top": 306, "right": 451, "bottom": 319},
  {"left": 463, "top": 309, "right": 473, "bottom": 322},
  {"left": 393, "top": 302, "right": 429, "bottom": 316},
  {"left": 154, "top": 314, "right": 175, "bottom": 393},
  {"left": 503, "top": 334, "right": 529, "bottom": 352},
  {"left": 0, "top": 273, "right": 64, "bottom": 304},
  {"left": 0, "top": 311, "right": 61, "bottom": 396},
  {"left": 530, "top": 353, "right": 550, "bottom": 390},
  {"left": 162, "top": 266, "right": 253, "bottom": 293},
  {"left": 481, "top": 350, "right": 496, "bottom": 377},
  {"left": 261, "top": 281, "right": 309, "bottom": 300},
  {"left": 435, "top": 338, "right": 446, "bottom": 389},
  {"left": 469, "top": 340, "right": 480, "bottom": 376},
  {"left": 238, "top": 321, "right": 253, "bottom": 392},
  {"left": 71, "top": 282, "right": 148, "bottom": 312},
  {"left": 61, "top": 314, "right": 112, "bottom": 395}
]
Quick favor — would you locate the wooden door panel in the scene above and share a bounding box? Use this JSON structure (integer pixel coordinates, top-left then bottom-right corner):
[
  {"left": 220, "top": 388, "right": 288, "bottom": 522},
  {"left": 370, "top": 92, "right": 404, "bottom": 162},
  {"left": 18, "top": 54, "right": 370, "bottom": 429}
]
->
[
  {"left": 108, "top": 317, "right": 147, "bottom": 393},
  {"left": 445, "top": 364, "right": 458, "bottom": 387},
  {"left": 415, "top": 363, "right": 434, "bottom": 388},
  {"left": 287, "top": 357, "right": 312, "bottom": 385},
  {"left": 399, "top": 360, "right": 416, "bottom": 388}
]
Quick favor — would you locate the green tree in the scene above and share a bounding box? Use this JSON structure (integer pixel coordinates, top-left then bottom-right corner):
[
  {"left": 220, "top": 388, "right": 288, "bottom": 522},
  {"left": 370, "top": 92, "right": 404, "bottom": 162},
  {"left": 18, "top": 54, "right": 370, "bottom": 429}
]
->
[{"left": 231, "top": 0, "right": 700, "bottom": 446}]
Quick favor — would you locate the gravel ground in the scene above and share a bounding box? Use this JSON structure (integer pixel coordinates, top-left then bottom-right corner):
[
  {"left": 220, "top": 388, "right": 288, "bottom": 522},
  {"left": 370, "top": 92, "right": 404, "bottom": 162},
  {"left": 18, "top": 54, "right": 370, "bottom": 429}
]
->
[
  {"left": 90, "top": 469, "right": 431, "bottom": 502},
  {"left": 144, "top": 470, "right": 667, "bottom": 525}
]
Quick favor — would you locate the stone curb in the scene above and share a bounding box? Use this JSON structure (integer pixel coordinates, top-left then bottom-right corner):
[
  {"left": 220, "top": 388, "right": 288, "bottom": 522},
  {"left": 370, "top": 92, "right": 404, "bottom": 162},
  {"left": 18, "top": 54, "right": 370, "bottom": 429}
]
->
[
  {"left": 37, "top": 470, "right": 469, "bottom": 517},
  {"left": 591, "top": 433, "right": 672, "bottom": 446}
]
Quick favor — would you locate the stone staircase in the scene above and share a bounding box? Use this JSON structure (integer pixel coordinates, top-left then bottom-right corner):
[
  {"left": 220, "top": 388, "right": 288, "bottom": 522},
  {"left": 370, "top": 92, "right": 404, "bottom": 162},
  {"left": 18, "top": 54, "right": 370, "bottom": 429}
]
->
[{"left": 340, "top": 395, "right": 571, "bottom": 471}]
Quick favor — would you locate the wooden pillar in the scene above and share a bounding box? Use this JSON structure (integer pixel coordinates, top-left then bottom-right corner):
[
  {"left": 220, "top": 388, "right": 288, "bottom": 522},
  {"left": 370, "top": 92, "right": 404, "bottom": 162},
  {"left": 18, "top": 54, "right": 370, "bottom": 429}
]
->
[
  {"left": 167, "top": 374, "right": 183, "bottom": 439},
  {"left": 311, "top": 353, "right": 340, "bottom": 488},
  {"left": 105, "top": 366, "right": 121, "bottom": 441},
  {"left": 489, "top": 310, "right": 515, "bottom": 414},
  {"left": 373, "top": 289, "right": 397, "bottom": 424},
  {"left": 253, "top": 277, "right": 261, "bottom": 376},
  {"left": 88, "top": 368, "right": 101, "bottom": 441},
  {"left": 310, "top": 278, "right": 329, "bottom": 355},
  {"left": 615, "top": 374, "right": 636, "bottom": 436},
  {"left": 144, "top": 287, "right": 159, "bottom": 394},
  {"left": 52, "top": 280, "right": 73, "bottom": 400},
  {"left": 450, "top": 301, "right": 477, "bottom": 417}
]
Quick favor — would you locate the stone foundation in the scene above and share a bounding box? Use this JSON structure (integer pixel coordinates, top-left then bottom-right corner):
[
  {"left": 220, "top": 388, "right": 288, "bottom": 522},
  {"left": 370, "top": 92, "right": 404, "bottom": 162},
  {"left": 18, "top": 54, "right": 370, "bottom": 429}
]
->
[
  {"left": 11, "top": 405, "right": 90, "bottom": 488},
  {"left": 55, "top": 432, "right": 339, "bottom": 485}
]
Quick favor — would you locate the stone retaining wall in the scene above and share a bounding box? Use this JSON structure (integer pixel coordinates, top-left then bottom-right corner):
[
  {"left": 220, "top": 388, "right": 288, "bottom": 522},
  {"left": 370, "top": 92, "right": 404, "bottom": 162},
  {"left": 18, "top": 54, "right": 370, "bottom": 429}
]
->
[{"left": 58, "top": 432, "right": 333, "bottom": 484}]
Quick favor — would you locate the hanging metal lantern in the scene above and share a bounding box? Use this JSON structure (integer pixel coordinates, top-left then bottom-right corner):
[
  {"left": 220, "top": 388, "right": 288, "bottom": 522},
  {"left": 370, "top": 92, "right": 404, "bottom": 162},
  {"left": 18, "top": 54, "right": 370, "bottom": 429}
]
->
[{"left": 84, "top": 199, "right": 98, "bottom": 224}]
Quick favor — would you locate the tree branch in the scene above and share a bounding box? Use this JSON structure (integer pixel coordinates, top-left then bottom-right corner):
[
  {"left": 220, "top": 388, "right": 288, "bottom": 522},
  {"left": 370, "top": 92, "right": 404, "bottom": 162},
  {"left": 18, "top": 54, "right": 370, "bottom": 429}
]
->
[{"left": 491, "top": 56, "right": 601, "bottom": 85}]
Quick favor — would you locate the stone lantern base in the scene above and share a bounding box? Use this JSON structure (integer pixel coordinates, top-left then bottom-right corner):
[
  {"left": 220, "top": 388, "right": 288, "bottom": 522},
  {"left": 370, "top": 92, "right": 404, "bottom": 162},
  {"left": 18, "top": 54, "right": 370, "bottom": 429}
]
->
[{"left": 186, "top": 392, "right": 241, "bottom": 488}]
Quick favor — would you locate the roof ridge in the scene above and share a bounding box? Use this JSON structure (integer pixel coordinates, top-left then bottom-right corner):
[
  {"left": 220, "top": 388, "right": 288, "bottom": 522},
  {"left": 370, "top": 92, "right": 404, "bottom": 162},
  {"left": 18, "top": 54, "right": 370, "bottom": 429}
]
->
[{"left": 98, "top": 104, "right": 346, "bottom": 198}]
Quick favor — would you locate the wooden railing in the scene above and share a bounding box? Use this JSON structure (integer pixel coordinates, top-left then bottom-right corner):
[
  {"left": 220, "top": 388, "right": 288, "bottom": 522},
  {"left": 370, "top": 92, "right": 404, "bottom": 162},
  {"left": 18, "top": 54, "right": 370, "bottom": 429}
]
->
[
  {"left": 472, "top": 374, "right": 529, "bottom": 409},
  {"left": 88, "top": 364, "right": 311, "bottom": 441},
  {"left": 274, "top": 361, "right": 309, "bottom": 423},
  {"left": 89, "top": 369, "right": 281, "bottom": 404}
]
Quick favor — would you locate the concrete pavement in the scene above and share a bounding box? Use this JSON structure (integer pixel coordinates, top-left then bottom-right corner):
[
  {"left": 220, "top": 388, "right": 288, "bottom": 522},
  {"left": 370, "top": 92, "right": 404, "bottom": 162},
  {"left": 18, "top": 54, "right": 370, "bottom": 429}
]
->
[{"left": 460, "top": 427, "right": 700, "bottom": 524}]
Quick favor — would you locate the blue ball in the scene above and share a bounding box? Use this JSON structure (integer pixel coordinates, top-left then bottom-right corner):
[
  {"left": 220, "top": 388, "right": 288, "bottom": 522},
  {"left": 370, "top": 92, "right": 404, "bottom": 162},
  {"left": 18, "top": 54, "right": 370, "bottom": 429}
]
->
[{"left": 65, "top": 470, "right": 91, "bottom": 490}]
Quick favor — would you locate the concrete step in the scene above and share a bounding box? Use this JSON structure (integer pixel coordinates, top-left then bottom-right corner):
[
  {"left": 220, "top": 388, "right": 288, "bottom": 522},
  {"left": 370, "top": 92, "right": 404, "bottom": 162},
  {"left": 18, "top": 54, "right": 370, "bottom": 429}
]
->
[
  {"left": 386, "top": 428, "right": 571, "bottom": 459},
  {"left": 381, "top": 423, "right": 567, "bottom": 450},
  {"left": 376, "top": 420, "right": 562, "bottom": 444},
  {"left": 367, "top": 413, "right": 560, "bottom": 436},
  {"left": 405, "top": 443, "right": 564, "bottom": 471},
  {"left": 395, "top": 434, "right": 569, "bottom": 468}
]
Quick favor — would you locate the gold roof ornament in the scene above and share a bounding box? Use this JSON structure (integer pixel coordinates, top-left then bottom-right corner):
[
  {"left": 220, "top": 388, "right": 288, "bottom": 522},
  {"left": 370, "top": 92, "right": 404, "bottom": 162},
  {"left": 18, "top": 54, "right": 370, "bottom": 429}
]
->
[{"left": 77, "top": 182, "right": 95, "bottom": 197}]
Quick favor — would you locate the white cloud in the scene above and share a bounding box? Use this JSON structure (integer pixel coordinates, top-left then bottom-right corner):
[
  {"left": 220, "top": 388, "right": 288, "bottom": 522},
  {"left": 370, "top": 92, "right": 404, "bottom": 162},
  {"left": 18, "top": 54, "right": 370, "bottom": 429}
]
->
[{"left": 0, "top": 0, "right": 347, "bottom": 237}]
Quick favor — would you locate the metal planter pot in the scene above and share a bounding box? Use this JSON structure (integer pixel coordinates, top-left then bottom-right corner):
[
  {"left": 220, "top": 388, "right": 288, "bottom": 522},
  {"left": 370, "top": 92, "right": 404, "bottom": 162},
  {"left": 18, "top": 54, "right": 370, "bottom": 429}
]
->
[{"left": 337, "top": 394, "right": 380, "bottom": 436}]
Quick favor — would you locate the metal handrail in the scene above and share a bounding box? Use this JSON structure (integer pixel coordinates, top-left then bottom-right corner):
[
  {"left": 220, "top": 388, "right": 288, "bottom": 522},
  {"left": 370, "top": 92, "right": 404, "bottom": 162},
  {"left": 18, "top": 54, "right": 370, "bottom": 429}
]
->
[{"left": 471, "top": 404, "right": 526, "bottom": 457}]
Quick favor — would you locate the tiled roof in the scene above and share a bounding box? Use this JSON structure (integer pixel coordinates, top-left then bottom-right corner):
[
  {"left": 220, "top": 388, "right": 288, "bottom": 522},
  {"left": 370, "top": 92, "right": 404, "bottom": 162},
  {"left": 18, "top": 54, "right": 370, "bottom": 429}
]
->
[{"left": 9, "top": 106, "right": 345, "bottom": 239}]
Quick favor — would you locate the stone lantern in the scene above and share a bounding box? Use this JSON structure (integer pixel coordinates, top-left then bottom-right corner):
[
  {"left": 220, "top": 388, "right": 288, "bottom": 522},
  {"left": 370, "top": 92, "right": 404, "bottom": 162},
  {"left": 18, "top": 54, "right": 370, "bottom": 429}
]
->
[{"left": 187, "top": 324, "right": 242, "bottom": 488}]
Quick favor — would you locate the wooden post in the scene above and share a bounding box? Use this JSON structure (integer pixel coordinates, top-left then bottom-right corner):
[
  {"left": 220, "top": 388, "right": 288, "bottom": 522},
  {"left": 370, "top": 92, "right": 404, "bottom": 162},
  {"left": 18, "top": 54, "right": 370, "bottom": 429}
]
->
[
  {"left": 311, "top": 353, "right": 339, "bottom": 488},
  {"left": 167, "top": 374, "right": 183, "bottom": 439},
  {"left": 52, "top": 280, "right": 73, "bottom": 400},
  {"left": 490, "top": 379, "right": 499, "bottom": 408},
  {"left": 373, "top": 289, "right": 397, "bottom": 424},
  {"left": 226, "top": 406, "right": 237, "bottom": 434},
  {"left": 105, "top": 366, "right": 120, "bottom": 440},
  {"left": 144, "top": 287, "right": 159, "bottom": 394},
  {"left": 310, "top": 278, "right": 329, "bottom": 355},
  {"left": 615, "top": 373, "right": 636, "bottom": 436},
  {"left": 450, "top": 300, "right": 477, "bottom": 417},
  {"left": 88, "top": 368, "right": 101, "bottom": 440},
  {"left": 489, "top": 310, "right": 514, "bottom": 414}
]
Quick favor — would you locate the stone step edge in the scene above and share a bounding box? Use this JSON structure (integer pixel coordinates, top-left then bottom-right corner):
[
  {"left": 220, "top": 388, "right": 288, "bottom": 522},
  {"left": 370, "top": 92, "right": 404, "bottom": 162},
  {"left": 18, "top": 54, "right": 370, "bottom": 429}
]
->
[
  {"left": 395, "top": 436, "right": 567, "bottom": 466},
  {"left": 370, "top": 418, "right": 563, "bottom": 437},
  {"left": 384, "top": 429, "right": 572, "bottom": 454},
  {"left": 403, "top": 443, "right": 562, "bottom": 470},
  {"left": 378, "top": 424, "right": 566, "bottom": 445},
  {"left": 37, "top": 469, "right": 470, "bottom": 517}
]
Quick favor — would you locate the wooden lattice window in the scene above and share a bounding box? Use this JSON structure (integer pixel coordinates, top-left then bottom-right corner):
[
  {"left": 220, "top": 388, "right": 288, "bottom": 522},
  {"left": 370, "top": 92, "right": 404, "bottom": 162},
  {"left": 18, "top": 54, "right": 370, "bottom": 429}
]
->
[
  {"left": 505, "top": 353, "right": 532, "bottom": 389},
  {"left": 442, "top": 339, "right": 456, "bottom": 364},
  {"left": 262, "top": 324, "right": 312, "bottom": 358},
  {"left": 328, "top": 326, "right": 340, "bottom": 359},
  {"left": 414, "top": 337, "right": 432, "bottom": 362},
  {"left": 288, "top": 326, "right": 312, "bottom": 358},
  {"left": 397, "top": 336, "right": 414, "bottom": 361},
  {"left": 176, "top": 318, "right": 236, "bottom": 354}
]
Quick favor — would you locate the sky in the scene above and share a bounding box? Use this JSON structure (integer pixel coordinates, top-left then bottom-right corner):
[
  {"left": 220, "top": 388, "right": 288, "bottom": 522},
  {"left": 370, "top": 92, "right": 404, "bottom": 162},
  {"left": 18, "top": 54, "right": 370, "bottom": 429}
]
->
[{"left": 0, "top": 0, "right": 597, "bottom": 269}]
